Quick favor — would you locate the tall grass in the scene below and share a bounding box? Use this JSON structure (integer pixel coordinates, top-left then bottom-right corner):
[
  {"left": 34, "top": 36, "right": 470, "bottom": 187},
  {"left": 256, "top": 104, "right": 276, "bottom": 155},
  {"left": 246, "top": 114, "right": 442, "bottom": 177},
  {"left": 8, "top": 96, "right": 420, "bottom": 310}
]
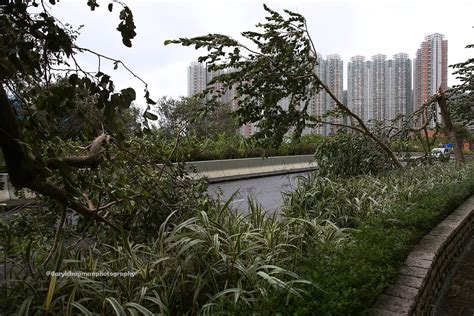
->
[
  {"left": 3, "top": 196, "right": 345, "bottom": 315},
  {"left": 282, "top": 162, "right": 468, "bottom": 228}
]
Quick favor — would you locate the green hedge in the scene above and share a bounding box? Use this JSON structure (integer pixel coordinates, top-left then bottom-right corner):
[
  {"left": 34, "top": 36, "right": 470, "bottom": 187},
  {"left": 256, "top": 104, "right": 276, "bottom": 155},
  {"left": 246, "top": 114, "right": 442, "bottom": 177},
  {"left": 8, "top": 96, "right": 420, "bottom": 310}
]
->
[
  {"left": 170, "top": 134, "right": 323, "bottom": 162},
  {"left": 258, "top": 164, "right": 474, "bottom": 315}
]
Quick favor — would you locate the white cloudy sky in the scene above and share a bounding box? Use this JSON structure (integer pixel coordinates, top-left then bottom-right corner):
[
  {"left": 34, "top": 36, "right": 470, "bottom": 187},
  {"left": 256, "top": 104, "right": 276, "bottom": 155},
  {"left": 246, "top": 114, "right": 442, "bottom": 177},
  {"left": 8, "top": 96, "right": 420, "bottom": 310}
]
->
[{"left": 49, "top": 0, "right": 473, "bottom": 106}]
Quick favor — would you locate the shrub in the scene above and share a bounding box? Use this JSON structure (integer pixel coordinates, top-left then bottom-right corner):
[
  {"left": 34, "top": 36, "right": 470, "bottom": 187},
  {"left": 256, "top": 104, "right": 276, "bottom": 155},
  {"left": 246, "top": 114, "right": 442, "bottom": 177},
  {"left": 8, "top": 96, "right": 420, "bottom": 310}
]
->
[
  {"left": 314, "top": 131, "right": 395, "bottom": 177},
  {"left": 169, "top": 133, "right": 321, "bottom": 162}
]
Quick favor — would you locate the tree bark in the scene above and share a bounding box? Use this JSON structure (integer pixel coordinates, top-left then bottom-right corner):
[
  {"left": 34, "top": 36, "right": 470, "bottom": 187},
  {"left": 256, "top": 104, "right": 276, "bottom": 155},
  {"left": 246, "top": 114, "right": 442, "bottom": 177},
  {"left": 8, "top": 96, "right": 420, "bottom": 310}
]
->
[
  {"left": 437, "top": 88, "right": 465, "bottom": 163},
  {"left": 0, "top": 84, "right": 41, "bottom": 187},
  {"left": 47, "top": 133, "right": 110, "bottom": 169}
]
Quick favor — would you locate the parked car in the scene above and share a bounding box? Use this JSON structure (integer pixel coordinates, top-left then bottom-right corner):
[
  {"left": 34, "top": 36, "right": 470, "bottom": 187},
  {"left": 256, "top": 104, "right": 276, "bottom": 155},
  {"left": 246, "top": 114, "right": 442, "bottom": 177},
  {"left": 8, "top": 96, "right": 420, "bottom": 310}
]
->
[{"left": 431, "top": 148, "right": 450, "bottom": 159}]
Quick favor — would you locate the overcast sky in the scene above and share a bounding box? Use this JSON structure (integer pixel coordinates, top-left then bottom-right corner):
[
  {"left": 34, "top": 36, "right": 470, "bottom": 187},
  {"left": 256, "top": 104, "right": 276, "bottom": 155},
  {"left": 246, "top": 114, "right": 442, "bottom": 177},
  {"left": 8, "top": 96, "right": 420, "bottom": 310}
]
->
[{"left": 50, "top": 0, "right": 474, "bottom": 107}]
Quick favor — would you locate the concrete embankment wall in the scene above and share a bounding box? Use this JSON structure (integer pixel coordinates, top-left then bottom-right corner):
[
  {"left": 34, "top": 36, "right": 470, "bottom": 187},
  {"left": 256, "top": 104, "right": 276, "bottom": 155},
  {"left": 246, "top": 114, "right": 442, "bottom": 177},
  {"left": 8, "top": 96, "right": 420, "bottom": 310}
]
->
[{"left": 186, "top": 155, "right": 317, "bottom": 183}]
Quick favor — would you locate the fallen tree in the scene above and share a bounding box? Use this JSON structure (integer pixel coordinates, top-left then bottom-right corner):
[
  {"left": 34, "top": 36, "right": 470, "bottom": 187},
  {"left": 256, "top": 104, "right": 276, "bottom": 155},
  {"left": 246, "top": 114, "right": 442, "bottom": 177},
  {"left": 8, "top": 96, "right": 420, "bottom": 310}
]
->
[{"left": 167, "top": 4, "right": 468, "bottom": 167}]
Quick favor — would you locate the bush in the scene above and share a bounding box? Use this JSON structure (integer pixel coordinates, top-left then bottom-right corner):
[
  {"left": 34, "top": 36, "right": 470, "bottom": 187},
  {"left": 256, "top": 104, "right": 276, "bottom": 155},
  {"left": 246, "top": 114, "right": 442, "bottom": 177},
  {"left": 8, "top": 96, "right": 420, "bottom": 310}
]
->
[
  {"left": 314, "top": 131, "right": 395, "bottom": 177},
  {"left": 1, "top": 199, "right": 334, "bottom": 315},
  {"left": 170, "top": 133, "right": 322, "bottom": 162}
]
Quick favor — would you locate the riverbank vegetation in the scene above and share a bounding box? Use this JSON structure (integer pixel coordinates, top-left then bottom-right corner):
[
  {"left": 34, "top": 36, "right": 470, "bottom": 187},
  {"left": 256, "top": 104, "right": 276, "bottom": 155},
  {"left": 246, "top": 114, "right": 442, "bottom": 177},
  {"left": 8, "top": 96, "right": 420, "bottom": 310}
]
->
[{"left": 3, "top": 158, "right": 474, "bottom": 314}]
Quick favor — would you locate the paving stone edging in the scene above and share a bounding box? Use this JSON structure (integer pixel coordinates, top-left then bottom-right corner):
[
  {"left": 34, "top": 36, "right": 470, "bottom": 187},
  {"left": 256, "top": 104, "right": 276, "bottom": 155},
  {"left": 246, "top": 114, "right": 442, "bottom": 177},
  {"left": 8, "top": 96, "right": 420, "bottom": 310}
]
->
[{"left": 370, "top": 195, "right": 474, "bottom": 315}]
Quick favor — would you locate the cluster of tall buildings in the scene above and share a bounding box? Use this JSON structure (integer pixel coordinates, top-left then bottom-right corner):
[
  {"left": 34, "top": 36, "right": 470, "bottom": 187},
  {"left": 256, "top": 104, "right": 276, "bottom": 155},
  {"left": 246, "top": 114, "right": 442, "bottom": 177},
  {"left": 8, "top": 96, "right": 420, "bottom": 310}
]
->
[
  {"left": 346, "top": 53, "right": 412, "bottom": 124},
  {"left": 187, "top": 33, "right": 448, "bottom": 136}
]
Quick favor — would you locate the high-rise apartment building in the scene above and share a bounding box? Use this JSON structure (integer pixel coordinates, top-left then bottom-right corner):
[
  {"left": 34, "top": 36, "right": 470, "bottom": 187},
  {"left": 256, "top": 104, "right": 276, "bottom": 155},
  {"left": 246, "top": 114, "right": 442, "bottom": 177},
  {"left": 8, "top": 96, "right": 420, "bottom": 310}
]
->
[
  {"left": 347, "top": 53, "right": 412, "bottom": 125},
  {"left": 324, "top": 54, "right": 344, "bottom": 133},
  {"left": 307, "top": 53, "right": 327, "bottom": 135},
  {"left": 187, "top": 62, "right": 207, "bottom": 97},
  {"left": 413, "top": 33, "right": 448, "bottom": 125},
  {"left": 389, "top": 53, "right": 412, "bottom": 121},
  {"left": 187, "top": 62, "right": 257, "bottom": 136},
  {"left": 304, "top": 54, "right": 345, "bottom": 135},
  {"left": 370, "top": 54, "right": 388, "bottom": 122},
  {"left": 347, "top": 55, "right": 369, "bottom": 122}
]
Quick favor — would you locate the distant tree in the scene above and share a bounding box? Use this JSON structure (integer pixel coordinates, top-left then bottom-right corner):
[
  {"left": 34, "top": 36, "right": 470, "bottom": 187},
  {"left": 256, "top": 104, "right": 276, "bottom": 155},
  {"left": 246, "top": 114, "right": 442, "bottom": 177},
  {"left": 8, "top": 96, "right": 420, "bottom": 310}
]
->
[
  {"left": 448, "top": 44, "right": 474, "bottom": 127},
  {"left": 448, "top": 93, "right": 474, "bottom": 126},
  {"left": 157, "top": 96, "right": 238, "bottom": 140},
  {"left": 434, "top": 43, "right": 474, "bottom": 162}
]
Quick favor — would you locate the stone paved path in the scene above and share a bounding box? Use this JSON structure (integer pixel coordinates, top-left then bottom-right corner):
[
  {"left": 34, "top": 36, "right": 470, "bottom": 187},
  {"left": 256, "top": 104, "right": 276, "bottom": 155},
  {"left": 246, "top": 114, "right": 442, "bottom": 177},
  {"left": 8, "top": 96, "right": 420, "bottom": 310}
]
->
[{"left": 434, "top": 237, "right": 474, "bottom": 315}]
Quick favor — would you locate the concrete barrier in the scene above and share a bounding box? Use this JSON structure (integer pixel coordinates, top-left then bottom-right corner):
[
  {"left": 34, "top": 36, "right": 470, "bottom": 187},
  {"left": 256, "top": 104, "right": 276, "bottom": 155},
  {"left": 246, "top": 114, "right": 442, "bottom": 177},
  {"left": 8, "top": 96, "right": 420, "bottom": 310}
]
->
[
  {"left": 157, "top": 155, "right": 317, "bottom": 183},
  {"left": 181, "top": 155, "right": 317, "bottom": 183},
  {"left": 2, "top": 155, "right": 316, "bottom": 205},
  {"left": 0, "top": 174, "right": 9, "bottom": 202}
]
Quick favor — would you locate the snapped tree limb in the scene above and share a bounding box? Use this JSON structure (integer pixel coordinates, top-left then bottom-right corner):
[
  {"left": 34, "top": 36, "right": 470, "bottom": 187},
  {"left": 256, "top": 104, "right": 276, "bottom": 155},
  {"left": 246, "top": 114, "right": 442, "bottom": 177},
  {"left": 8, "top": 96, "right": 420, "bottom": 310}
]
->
[
  {"left": 436, "top": 87, "right": 465, "bottom": 163},
  {"left": 0, "top": 84, "right": 121, "bottom": 232},
  {"left": 47, "top": 133, "right": 111, "bottom": 169}
]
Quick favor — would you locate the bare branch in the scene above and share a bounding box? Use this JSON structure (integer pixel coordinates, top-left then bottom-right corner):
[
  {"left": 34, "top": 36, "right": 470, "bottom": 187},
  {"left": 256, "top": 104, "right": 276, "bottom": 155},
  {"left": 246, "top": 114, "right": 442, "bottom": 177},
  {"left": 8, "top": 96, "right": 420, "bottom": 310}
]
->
[
  {"left": 158, "top": 125, "right": 186, "bottom": 181},
  {"left": 27, "top": 180, "right": 121, "bottom": 232},
  {"left": 437, "top": 87, "right": 465, "bottom": 163},
  {"left": 313, "top": 76, "right": 403, "bottom": 169},
  {"left": 75, "top": 46, "right": 148, "bottom": 88}
]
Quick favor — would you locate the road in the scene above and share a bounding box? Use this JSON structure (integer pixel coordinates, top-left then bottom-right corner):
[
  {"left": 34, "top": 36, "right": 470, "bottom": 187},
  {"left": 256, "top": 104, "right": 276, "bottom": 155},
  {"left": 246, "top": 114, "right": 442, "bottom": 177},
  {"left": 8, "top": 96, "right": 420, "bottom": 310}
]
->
[{"left": 207, "top": 171, "right": 311, "bottom": 213}]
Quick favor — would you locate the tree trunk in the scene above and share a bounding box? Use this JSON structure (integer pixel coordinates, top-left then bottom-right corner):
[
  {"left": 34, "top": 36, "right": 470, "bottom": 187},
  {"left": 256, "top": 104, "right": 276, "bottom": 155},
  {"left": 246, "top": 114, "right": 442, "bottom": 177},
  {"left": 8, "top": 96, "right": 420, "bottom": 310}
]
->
[
  {"left": 0, "top": 84, "right": 40, "bottom": 187},
  {"left": 437, "top": 88, "right": 465, "bottom": 163}
]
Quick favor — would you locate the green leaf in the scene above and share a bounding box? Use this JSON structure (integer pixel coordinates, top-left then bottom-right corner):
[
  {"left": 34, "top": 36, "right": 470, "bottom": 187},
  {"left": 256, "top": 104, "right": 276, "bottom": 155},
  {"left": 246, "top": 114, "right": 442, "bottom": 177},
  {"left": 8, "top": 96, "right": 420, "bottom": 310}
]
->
[
  {"left": 117, "top": 7, "right": 136, "bottom": 48},
  {"left": 105, "top": 297, "right": 127, "bottom": 316},
  {"left": 146, "top": 98, "right": 156, "bottom": 105},
  {"left": 68, "top": 74, "right": 79, "bottom": 85},
  {"left": 125, "top": 303, "right": 154, "bottom": 316},
  {"left": 71, "top": 302, "right": 93, "bottom": 316},
  {"left": 44, "top": 275, "right": 57, "bottom": 312},
  {"left": 121, "top": 87, "right": 136, "bottom": 102},
  {"left": 18, "top": 296, "right": 34, "bottom": 316},
  {"left": 143, "top": 111, "right": 158, "bottom": 120}
]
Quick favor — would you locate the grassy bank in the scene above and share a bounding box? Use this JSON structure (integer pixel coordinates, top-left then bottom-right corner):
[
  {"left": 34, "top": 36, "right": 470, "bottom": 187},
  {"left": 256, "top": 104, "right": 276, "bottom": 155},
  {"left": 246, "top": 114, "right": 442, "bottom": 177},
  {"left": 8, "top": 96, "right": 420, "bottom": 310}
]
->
[{"left": 259, "top": 162, "right": 474, "bottom": 315}]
